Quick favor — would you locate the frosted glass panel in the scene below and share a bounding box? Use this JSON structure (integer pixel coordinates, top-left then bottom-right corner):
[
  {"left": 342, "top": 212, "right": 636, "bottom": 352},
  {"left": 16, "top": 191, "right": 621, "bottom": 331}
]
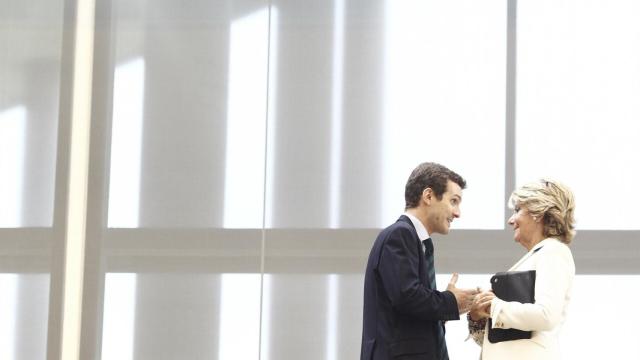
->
[
  {"left": 106, "top": 0, "right": 506, "bottom": 230},
  {"left": 218, "top": 274, "right": 261, "bottom": 360},
  {"left": 382, "top": 0, "right": 506, "bottom": 229},
  {"left": 101, "top": 272, "right": 261, "bottom": 360},
  {"left": 0, "top": 274, "right": 50, "bottom": 360},
  {"left": 0, "top": 107, "right": 26, "bottom": 227},
  {"left": 102, "top": 274, "right": 137, "bottom": 360},
  {"left": 266, "top": 0, "right": 506, "bottom": 229},
  {"left": 0, "top": 2, "right": 62, "bottom": 360},
  {"left": 0, "top": 274, "right": 18, "bottom": 360},
  {"left": 107, "top": 0, "right": 269, "bottom": 228},
  {"left": 108, "top": 59, "right": 145, "bottom": 228},
  {"left": 0, "top": 0, "right": 63, "bottom": 227},
  {"left": 223, "top": 9, "right": 270, "bottom": 229},
  {"left": 517, "top": 0, "right": 640, "bottom": 229},
  {"left": 261, "top": 274, "right": 363, "bottom": 360}
]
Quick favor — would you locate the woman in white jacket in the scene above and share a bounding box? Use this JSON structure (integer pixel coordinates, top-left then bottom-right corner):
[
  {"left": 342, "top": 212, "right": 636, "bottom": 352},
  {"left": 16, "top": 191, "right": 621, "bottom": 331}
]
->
[{"left": 468, "top": 179, "right": 576, "bottom": 360}]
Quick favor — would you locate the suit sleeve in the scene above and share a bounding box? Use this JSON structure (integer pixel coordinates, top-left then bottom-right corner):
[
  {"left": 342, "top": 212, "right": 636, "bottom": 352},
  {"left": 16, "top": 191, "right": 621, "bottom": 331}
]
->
[
  {"left": 376, "top": 225, "right": 459, "bottom": 321},
  {"left": 491, "top": 244, "right": 575, "bottom": 331}
]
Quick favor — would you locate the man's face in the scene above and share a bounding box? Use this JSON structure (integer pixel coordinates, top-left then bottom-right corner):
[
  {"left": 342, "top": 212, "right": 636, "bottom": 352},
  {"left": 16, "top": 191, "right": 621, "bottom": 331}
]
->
[{"left": 425, "top": 180, "right": 462, "bottom": 235}]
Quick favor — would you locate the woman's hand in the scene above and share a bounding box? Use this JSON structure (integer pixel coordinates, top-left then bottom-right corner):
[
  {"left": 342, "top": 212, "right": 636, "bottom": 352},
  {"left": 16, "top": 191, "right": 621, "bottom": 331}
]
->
[{"left": 469, "top": 290, "right": 495, "bottom": 321}]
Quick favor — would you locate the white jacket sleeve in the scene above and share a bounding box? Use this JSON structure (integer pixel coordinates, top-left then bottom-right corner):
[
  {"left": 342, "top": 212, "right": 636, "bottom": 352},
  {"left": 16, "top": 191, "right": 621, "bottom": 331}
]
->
[{"left": 490, "top": 244, "right": 575, "bottom": 332}]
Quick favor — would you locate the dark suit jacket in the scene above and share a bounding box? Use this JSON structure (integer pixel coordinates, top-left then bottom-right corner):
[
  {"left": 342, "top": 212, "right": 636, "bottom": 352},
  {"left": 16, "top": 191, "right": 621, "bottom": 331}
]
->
[{"left": 361, "top": 215, "right": 459, "bottom": 360}]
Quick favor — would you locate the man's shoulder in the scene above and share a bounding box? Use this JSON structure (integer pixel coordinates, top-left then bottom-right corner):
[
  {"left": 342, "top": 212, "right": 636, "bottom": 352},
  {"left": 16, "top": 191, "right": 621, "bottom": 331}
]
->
[{"left": 378, "top": 217, "right": 416, "bottom": 240}]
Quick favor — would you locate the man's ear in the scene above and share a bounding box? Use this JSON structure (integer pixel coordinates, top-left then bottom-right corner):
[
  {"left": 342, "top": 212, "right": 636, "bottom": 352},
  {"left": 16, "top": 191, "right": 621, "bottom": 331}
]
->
[{"left": 422, "top": 188, "right": 433, "bottom": 205}]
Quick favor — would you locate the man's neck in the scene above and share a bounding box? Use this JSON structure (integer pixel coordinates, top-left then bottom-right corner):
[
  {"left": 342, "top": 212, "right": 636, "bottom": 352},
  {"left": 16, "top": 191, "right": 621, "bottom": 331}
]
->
[{"left": 405, "top": 207, "right": 431, "bottom": 234}]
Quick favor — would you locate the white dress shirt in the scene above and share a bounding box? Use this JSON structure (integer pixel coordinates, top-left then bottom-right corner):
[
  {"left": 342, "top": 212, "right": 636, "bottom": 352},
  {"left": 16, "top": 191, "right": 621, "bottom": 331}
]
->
[{"left": 403, "top": 212, "right": 430, "bottom": 248}]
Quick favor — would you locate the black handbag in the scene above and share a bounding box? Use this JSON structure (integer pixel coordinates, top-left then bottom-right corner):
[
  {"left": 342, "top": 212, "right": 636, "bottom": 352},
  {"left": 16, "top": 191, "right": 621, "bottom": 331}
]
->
[{"left": 487, "top": 269, "right": 536, "bottom": 343}]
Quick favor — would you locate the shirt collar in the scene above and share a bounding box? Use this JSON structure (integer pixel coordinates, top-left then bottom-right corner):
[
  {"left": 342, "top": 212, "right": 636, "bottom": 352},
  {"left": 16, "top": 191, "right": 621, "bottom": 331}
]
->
[{"left": 403, "top": 212, "right": 430, "bottom": 241}]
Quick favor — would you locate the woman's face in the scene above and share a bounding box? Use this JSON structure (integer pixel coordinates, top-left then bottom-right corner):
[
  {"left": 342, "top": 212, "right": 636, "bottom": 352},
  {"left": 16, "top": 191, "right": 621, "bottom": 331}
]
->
[{"left": 508, "top": 204, "right": 543, "bottom": 250}]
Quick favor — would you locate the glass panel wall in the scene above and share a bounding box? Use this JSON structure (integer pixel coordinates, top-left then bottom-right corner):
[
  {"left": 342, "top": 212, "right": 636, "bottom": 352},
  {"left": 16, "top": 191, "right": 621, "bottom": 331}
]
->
[
  {"left": 0, "top": 0, "right": 65, "bottom": 359},
  {"left": 5, "top": 1, "right": 640, "bottom": 360},
  {"left": 516, "top": 0, "right": 640, "bottom": 229},
  {"left": 97, "top": 1, "right": 265, "bottom": 359},
  {"left": 262, "top": 1, "right": 506, "bottom": 359},
  {"left": 71, "top": 1, "right": 640, "bottom": 359}
]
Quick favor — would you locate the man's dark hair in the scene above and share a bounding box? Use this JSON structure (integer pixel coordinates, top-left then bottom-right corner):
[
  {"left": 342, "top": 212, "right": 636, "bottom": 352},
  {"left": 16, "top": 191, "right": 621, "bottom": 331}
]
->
[{"left": 404, "top": 162, "right": 466, "bottom": 209}]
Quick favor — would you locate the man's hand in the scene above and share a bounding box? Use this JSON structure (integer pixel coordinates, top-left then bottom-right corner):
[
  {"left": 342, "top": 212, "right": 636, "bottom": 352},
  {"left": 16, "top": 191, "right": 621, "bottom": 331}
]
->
[
  {"left": 446, "top": 273, "right": 479, "bottom": 315},
  {"left": 469, "top": 290, "right": 495, "bottom": 320}
]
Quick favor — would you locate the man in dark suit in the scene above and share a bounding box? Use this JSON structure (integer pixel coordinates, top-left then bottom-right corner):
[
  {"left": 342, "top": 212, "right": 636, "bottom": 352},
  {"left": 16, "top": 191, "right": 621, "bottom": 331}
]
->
[{"left": 361, "top": 162, "right": 478, "bottom": 360}]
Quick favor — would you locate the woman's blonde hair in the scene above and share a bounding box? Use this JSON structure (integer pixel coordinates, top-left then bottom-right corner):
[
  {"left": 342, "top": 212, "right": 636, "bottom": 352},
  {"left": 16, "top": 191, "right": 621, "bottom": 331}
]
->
[{"left": 509, "top": 179, "right": 576, "bottom": 244}]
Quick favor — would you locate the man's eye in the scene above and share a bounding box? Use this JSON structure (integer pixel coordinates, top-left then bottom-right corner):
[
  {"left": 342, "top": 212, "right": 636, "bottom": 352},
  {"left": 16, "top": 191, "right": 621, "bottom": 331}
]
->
[{"left": 514, "top": 207, "right": 520, "bottom": 212}]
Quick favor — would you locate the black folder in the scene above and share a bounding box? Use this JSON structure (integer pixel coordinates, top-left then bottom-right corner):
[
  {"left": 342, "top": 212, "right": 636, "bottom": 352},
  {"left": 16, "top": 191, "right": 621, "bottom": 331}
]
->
[{"left": 488, "top": 270, "right": 536, "bottom": 343}]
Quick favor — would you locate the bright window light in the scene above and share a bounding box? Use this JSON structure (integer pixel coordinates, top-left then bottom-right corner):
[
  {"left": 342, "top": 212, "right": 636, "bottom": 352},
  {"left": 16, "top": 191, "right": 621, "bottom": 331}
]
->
[
  {"left": 264, "top": 8, "right": 279, "bottom": 229},
  {"left": 260, "top": 274, "right": 272, "bottom": 360},
  {"left": 101, "top": 273, "right": 137, "bottom": 360},
  {"left": 383, "top": 0, "right": 506, "bottom": 229},
  {"left": 0, "top": 107, "right": 26, "bottom": 227},
  {"left": 0, "top": 274, "right": 18, "bottom": 360},
  {"left": 517, "top": 0, "right": 640, "bottom": 229},
  {"left": 218, "top": 273, "right": 261, "bottom": 360},
  {"left": 329, "top": 0, "right": 345, "bottom": 229},
  {"left": 325, "top": 274, "right": 339, "bottom": 360},
  {"left": 108, "top": 58, "right": 145, "bottom": 228},
  {"left": 224, "top": 9, "right": 270, "bottom": 228}
]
